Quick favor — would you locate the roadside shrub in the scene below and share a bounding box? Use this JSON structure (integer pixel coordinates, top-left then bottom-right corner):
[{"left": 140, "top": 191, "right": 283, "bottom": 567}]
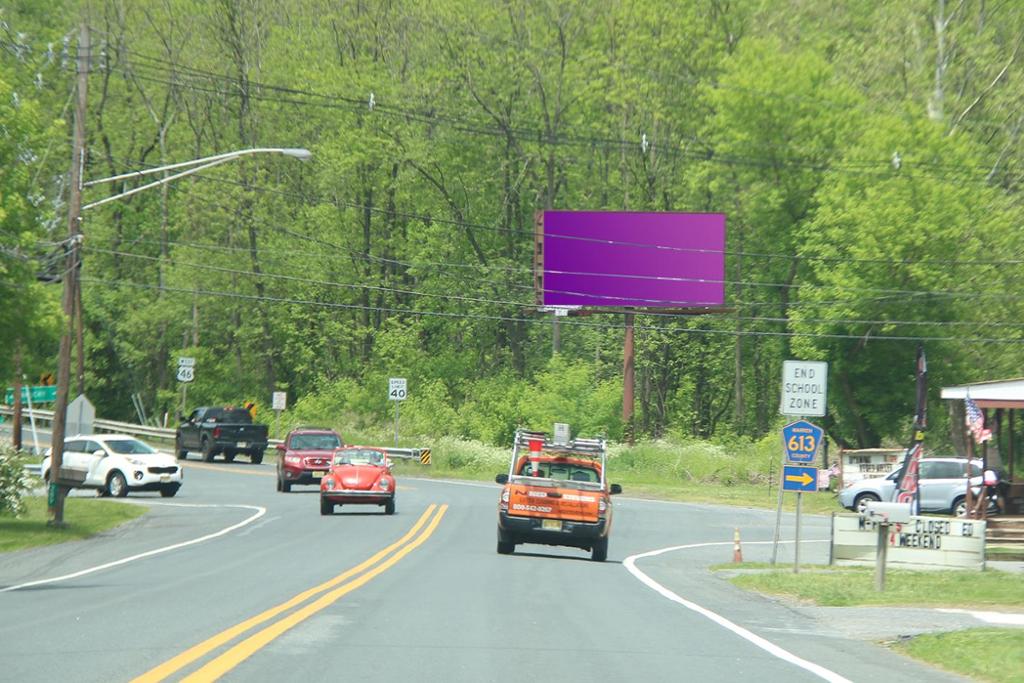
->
[
  {"left": 428, "top": 436, "right": 507, "bottom": 476},
  {"left": 0, "top": 444, "right": 32, "bottom": 517}
]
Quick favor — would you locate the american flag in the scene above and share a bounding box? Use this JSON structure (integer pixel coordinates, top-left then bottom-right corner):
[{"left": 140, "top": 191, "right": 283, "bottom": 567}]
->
[{"left": 965, "top": 397, "right": 992, "bottom": 443}]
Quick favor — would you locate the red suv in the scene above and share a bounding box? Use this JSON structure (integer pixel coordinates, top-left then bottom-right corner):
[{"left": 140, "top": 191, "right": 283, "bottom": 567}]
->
[{"left": 275, "top": 428, "right": 343, "bottom": 492}]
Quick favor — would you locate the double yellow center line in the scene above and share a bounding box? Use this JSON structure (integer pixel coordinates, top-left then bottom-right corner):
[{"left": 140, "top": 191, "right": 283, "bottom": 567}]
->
[{"left": 134, "top": 504, "right": 448, "bottom": 682}]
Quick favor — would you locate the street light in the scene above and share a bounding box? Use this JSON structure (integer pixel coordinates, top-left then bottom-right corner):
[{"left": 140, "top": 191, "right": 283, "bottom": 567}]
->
[
  {"left": 47, "top": 144, "right": 312, "bottom": 525},
  {"left": 80, "top": 147, "right": 312, "bottom": 210}
]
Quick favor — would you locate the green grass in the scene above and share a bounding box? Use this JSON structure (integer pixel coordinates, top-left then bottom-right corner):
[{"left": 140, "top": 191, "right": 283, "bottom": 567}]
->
[
  {"left": 718, "top": 564, "right": 1024, "bottom": 608},
  {"left": 0, "top": 496, "right": 147, "bottom": 553},
  {"left": 893, "top": 629, "right": 1024, "bottom": 683}
]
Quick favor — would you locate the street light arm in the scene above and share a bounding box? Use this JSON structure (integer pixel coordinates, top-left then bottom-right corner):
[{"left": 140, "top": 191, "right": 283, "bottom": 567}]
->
[
  {"left": 81, "top": 156, "right": 236, "bottom": 211},
  {"left": 82, "top": 147, "right": 312, "bottom": 188}
]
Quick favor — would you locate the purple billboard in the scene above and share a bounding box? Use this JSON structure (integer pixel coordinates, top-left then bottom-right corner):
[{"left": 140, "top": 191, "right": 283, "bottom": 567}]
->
[{"left": 539, "top": 211, "right": 726, "bottom": 308}]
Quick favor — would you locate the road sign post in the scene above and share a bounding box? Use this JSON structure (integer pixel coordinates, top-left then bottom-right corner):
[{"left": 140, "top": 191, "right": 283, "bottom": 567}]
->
[
  {"left": 773, "top": 360, "right": 828, "bottom": 567},
  {"left": 389, "top": 378, "right": 407, "bottom": 446}
]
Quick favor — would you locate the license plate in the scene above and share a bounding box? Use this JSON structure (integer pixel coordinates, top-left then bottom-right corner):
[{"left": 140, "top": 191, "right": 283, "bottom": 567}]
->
[
  {"left": 236, "top": 442, "right": 247, "bottom": 448},
  {"left": 160, "top": 475, "right": 170, "bottom": 482},
  {"left": 541, "top": 519, "right": 562, "bottom": 531},
  {"left": 312, "top": 471, "right": 326, "bottom": 478}
]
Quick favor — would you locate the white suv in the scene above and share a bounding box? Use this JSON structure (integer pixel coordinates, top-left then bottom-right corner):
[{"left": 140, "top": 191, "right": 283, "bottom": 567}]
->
[
  {"left": 838, "top": 457, "right": 980, "bottom": 516},
  {"left": 42, "top": 434, "right": 183, "bottom": 498}
]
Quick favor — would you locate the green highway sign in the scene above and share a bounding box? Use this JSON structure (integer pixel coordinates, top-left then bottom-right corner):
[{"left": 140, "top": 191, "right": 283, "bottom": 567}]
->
[{"left": 4, "top": 385, "right": 58, "bottom": 405}]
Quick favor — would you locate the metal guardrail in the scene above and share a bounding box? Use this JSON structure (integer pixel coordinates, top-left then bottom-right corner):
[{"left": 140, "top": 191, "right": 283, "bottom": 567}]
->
[
  {"left": 1, "top": 406, "right": 431, "bottom": 463},
  {"left": 0, "top": 405, "right": 283, "bottom": 448}
]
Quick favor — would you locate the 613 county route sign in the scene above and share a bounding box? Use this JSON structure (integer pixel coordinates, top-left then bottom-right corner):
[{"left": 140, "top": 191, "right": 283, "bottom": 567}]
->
[{"left": 782, "top": 420, "right": 824, "bottom": 464}]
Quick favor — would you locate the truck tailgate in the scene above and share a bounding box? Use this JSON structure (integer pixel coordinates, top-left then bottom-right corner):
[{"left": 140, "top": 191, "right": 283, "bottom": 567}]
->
[{"left": 508, "top": 485, "right": 600, "bottom": 523}]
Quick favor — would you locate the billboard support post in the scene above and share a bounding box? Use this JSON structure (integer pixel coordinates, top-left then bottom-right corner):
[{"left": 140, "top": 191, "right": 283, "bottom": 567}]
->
[{"left": 623, "top": 311, "right": 635, "bottom": 445}]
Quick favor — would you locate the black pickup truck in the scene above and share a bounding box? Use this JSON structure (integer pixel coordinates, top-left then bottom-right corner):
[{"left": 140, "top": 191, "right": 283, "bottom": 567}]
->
[{"left": 175, "top": 407, "right": 269, "bottom": 464}]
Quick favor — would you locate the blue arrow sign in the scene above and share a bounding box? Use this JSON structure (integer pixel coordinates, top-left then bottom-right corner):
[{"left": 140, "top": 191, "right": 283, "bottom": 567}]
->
[
  {"left": 783, "top": 465, "right": 818, "bottom": 492},
  {"left": 782, "top": 420, "right": 823, "bottom": 464}
]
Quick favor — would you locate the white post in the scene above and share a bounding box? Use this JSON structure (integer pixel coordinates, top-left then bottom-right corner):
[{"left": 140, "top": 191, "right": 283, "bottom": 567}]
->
[
  {"left": 793, "top": 491, "right": 802, "bottom": 573},
  {"left": 26, "top": 388, "right": 40, "bottom": 455}
]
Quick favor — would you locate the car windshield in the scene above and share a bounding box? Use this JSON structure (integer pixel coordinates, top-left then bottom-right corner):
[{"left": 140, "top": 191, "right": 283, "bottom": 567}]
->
[
  {"left": 104, "top": 439, "right": 158, "bottom": 455},
  {"left": 334, "top": 449, "right": 384, "bottom": 466},
  {"left": 291, "top": 433, "right": 341, "bottom": 450}
]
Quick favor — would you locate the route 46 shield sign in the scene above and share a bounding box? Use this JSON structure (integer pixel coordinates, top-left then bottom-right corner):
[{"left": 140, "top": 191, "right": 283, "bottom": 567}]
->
[{"left": 176, "top": 365, "right": 195, "bottom": 383}]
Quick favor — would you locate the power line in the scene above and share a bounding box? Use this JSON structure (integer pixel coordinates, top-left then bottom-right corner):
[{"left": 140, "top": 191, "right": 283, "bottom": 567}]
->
[
  {"left": 95, "top": 151, "right": 1024, "bottom": 270},
  {"left": 83, "top": 245, "right": 1024, "bottom": 332},
  {"left": 108, "top": 52, "right": 1009, "bottom": 184},
  {"left": 79, "top": 275, "right": 1024, "bottom": 345}
]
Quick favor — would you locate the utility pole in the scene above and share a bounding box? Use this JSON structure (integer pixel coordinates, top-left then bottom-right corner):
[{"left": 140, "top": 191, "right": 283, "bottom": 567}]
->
[{"left": 49, "top": 22, "right": 89, "bottom": 526}]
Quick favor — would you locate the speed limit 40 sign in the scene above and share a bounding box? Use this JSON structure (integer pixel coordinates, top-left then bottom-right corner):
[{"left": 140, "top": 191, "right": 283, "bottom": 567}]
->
[
  {"left": 782, "top": 420, "right": 823, "bottom": 464},
  {"left": 388, "top": 377, "right": 407, "bottom": 401}
]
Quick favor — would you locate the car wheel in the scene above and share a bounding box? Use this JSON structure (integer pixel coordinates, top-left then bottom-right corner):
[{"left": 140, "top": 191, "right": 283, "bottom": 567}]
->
[
  {"left": 854, "top": 493, "right": 880, "bottom": 515},
  {"left": 320, "top": 498, "right": 333, "bottom": 516},
  {"left": 384, "top": 499, "right": 395, "bottom": 515},
  {"left": 281, "top": 479, "right": 291, "bottom": 493},
  {"left": 107, "top": 471, "right": 129, "bottom": 498},
  {"left": 953, "top": 496, "right": 967, "bottom": 517},
  {"left": 175, "top": 435, "right": 188, "bottom": 460},
  {"left": 202, "top": 438, "right": 216, "bottom": 462},
  {"left": 251, "top": 450, "right": 264, "bottom": 465},
  {"left": 160, "top": 484, "right": 180, "bottom": 498},
  {"left": 591, "top": 537, "right": 608, "bottom": 562},
  {"left": 224, "top": 450, "right": 236, "bottom": 463}
]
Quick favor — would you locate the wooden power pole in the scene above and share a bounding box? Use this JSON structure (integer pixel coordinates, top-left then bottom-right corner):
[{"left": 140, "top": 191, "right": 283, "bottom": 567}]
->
[{"left": 49, "top": 22, "right": 89, "bottom": 526}]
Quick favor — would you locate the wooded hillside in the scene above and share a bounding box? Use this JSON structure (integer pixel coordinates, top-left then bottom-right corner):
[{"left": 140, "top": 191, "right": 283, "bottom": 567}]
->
[{"left": 3, "top": 0, "right": 1023, "bottom": 449}]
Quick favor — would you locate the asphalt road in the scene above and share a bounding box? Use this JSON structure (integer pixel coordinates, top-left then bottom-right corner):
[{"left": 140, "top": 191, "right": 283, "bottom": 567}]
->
[{"left": 0, "top": 450, "right": 971, "bottom": 682}]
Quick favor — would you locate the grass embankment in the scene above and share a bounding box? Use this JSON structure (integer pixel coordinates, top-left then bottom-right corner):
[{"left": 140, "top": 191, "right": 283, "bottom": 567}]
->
[
  {"left": 894, "top": 629, "right": 1024, "bottom": 683},
  {"left": 0, "top": 496, "right": 147, "bottom": 553},
  {"left": 718, "top": 564, "right": 1024, "bottom": 608},
  {"left": 715, "top": 565, "right": 1024, "bottom": 683}
]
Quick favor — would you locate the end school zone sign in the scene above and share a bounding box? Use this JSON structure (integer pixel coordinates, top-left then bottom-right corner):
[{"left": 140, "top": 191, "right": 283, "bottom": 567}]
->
[{"left": 780, "top": 360, "right": 828, "bottom": 417}]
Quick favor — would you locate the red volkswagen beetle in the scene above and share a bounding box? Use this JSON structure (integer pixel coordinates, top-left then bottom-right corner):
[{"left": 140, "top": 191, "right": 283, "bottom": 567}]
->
[{"left": 320, "top": 446, "right": 396, "bottom": 515}]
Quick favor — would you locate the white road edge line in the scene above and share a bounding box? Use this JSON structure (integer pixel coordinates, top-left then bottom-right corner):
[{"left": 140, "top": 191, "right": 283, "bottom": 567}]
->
[
  {"left": 0, "top": 502, "right": 266, "bottom": 593},
  {"left": 624, "top": 539, "right": 850, "bottom": 683}
]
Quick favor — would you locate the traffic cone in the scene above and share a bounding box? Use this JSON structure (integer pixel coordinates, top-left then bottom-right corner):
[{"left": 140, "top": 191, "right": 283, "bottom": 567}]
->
[{"left": 732, "top": 527, "right": 743, "bottom": 563}]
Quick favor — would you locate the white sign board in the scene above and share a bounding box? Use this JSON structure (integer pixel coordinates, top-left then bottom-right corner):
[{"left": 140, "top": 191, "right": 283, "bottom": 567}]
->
[
  {"left": 178, "top": 356, "right": 195, "bottom": 367},
  {"left": 272, "top": 391, "right": 287, "bottom": 411},
  {"left": 832, "top": 514, "right": 986, "bottom": 570},
  {"left": 389, "top": 377, "right": 407, "bottom": 401},
  {"left": 66, "top": 394, "right": 95, "bottom": 437},
  {"left": 780, "top": 360, "right": 828, "bottom": 416},
  {"left": 553, "top": 423, "right": 570, "bottom": 445},
  {"left": 176, "top": 366, "right": 195, "bottom": 383}
]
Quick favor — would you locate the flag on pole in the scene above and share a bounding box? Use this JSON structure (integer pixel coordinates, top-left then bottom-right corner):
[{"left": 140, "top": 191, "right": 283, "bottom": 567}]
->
[
  {"left": 894, "top": 345, "right": 927, "bottom": 513},
  {"left": 965, "top": 397, "right": 992, "bottom": 443}
]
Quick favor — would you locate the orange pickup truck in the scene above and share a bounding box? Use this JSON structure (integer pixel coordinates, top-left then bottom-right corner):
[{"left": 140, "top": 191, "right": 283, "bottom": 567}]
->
[{"left": 495, "top": 429, "right": 622, "bottom": 562}]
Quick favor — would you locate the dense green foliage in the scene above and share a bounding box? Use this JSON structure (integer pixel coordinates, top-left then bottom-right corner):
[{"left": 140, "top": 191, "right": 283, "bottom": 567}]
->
[
  {"left": 4, "top": 1, "right": 1024, "bottom": 453},
  {"left": 0, "top": 444, "right": 31, "bottom": 516}
]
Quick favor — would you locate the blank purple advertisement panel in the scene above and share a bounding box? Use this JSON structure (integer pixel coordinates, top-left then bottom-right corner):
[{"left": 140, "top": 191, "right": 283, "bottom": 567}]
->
[{"left": 542, "top": 211, "right": 726, "bottom": 308}]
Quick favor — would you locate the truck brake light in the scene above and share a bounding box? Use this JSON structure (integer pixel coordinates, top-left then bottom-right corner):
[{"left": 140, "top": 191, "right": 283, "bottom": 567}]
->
[
  {"left": 213, "top": 427, "right": 222, "bottom": 438},
  {"left": 500, "top": 489, "right": 510, "bottom": 511}
]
